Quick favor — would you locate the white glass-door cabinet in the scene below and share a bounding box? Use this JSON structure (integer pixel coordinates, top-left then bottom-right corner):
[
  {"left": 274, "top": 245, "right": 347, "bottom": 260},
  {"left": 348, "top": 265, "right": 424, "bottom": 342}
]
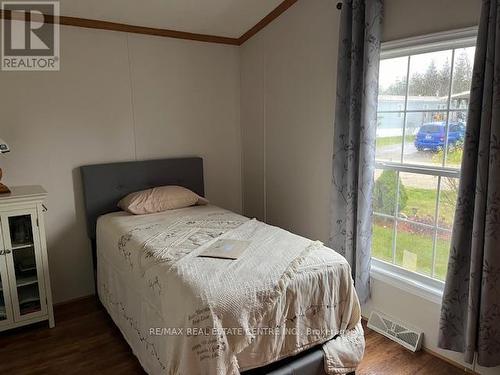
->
[{"left": 0, "top": 186, "right": 54, "bottom": 332}]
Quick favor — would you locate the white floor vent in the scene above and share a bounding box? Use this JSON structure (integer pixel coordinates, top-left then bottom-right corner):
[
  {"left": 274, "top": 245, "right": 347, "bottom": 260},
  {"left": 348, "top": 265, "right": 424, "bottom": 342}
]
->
[{"left": 367, "top": 311, "right": 423, "bottom": 352}]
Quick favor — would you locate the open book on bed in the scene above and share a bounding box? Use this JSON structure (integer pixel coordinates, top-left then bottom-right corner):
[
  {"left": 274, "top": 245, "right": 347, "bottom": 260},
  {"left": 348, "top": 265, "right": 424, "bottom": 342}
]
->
[{"left": 198, "top": 239, "right": 250, "bottom": 260}]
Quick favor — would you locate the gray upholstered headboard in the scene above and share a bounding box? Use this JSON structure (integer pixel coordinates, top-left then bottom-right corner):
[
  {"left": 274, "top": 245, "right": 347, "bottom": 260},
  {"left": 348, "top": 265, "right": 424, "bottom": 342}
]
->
[{"left": 80, "top": 157, "right": 204, "bottom": 268}]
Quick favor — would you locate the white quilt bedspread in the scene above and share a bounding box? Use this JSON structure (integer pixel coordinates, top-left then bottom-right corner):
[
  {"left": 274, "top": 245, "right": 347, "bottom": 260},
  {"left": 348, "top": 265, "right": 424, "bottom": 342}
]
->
[{"left": 96, "top": 205, "right": 364, "bottom": 375}]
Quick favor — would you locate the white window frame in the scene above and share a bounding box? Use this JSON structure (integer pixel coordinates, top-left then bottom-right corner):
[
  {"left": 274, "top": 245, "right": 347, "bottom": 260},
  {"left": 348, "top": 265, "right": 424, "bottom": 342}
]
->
[{"left": 371, "top": 27, "right": 478, "bottom": 303}]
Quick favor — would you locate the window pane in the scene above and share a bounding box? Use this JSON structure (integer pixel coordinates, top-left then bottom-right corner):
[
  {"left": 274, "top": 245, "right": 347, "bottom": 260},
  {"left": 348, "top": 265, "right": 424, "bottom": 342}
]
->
[
  {"left": 444, "top": 111, "right": 467, "bottom": 167},
  {"left": 405, "top": 111, "right": 448, "bottom": 166},
  {"left": 378, "top": 57, "right": 408, "bottom": 106},
  {"left": 435, "top": 229, "right": 452, "bottom": 281},
  {"left": 450, "top": 47, "right": 475, "bottom": 110},
  {"left": 376, "top": 112, "right": 404, "bottom": 162},
  {"left": 407, "top": 50, "right": 452, "bottom": 110},
  {"left": 374, "top": 169, "right": 399, "bottom": 216},
  {"left": 372, "top": 215, "right": 394, "bottom": 263},
  {"left": 373, "top": 44, "right": 469, "bottom": 282},
  {"left": 438, "top": 177, "right": 459, "bottom": 229},
  {"left": 395, "top": 221, "right": 434, "bottom": 276},
  {"left": 398, "top": 172, "right": 438, "bottom": 225}
]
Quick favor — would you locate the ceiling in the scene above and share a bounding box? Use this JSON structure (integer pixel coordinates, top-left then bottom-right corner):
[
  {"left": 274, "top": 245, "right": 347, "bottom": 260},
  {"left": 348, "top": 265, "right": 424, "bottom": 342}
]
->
[{"left": 58, "top": 0, "right": 285, "bottom": 38}]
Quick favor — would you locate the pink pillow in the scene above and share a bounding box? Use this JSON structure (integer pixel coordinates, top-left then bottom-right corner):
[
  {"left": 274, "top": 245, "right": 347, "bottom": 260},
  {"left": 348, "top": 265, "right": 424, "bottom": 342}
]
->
[{"left": 118, "top": 185, "right": 208, "bottom": 215}]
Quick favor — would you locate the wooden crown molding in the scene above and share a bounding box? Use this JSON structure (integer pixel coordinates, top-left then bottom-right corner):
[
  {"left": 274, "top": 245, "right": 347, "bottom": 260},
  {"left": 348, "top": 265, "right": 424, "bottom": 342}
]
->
[
  {"left": 0, "top": 9, "right": 240, "bottom": 45},
  {"left": 0, "top": 0, "right": 298, "bottom": 46},
  {"left": 238, "top": 0, "right": 298, "bottom": 44}
]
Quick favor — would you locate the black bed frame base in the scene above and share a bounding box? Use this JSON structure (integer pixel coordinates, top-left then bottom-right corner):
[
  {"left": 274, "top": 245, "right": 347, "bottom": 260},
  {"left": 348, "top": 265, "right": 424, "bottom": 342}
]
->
[{"left": 241, "top": 342, "right": 356, "bottom": 374}]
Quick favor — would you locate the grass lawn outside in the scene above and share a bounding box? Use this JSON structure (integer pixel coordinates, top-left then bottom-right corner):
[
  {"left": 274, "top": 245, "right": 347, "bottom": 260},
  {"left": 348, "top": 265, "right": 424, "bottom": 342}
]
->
[
  {"left": 403, "top": 186, "right": 457, "bottom": 228},
  {"left": 403, "top": 187, "right": 436, "bottom": 222},
  {"left": 432, "top": 146, "right": 463, "bottom": 167},
  {"left": 372, "top": 222, "right": 450, "bottom": 281},
  {"left": 376, "top": 135, "right": 415, "bottom": 148}
]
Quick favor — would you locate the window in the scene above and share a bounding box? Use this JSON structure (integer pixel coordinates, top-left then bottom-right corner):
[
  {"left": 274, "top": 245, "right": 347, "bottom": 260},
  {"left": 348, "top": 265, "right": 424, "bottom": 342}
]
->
[{"left": 372, "top": 29, "right": 476, "bottom": 286}]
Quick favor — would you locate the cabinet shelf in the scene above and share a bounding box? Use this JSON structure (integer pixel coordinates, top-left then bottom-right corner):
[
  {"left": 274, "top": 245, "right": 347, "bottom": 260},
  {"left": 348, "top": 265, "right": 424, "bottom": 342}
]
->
[
  {"left": 18, "top": 285, "right": 40, "bottom": 305},
  {"left": 12, "top": 243, "right": 34, "bottom": 251},
  {"left": 16, "top": 275, "right": 38, "bottom": 288},
  {"left": 17, "top": 264, "right": 36, "bottom": 273}
]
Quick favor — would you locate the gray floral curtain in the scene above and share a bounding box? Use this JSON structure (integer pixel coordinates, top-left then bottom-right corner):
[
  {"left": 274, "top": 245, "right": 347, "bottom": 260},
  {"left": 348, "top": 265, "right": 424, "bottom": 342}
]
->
[
  {"left": 329, "top": 0, "right": 383, "bottom": 303},
  {"left": 439, "top": 0, "right": 500, "bottom": 367}
]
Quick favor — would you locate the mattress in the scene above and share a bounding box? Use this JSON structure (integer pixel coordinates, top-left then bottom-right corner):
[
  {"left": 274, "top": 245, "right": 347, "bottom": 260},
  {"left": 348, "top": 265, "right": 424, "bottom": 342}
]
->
[{"left": 96, "top": 205, "right": 364, "bottom": 375}]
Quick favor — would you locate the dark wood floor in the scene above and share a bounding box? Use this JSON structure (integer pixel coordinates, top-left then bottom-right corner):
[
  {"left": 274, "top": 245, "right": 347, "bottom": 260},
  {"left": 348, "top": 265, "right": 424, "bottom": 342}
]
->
[{"left": 0, "top": 296, "right": 467, "bottom": 375}]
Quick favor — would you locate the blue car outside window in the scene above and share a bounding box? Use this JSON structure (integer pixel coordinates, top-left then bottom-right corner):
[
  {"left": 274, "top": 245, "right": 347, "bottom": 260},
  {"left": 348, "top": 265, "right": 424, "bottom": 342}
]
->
[{"left": 414, "top": 122, "right": 464, "bottom": 152}]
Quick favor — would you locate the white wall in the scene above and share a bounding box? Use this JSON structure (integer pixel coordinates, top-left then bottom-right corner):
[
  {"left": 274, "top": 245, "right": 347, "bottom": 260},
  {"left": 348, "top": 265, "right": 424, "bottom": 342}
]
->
[
  {"left": 241, "top": 0, "right": 337, "bottom": 242},
  {"left": 239, "top": 0, "right": 498, "bottom": 373},
  {"left": 0, "top": 24, "right": 241, "bottom": 303},
  {"left": 383, "top": 0, "right": 482, "bottom": 42}
]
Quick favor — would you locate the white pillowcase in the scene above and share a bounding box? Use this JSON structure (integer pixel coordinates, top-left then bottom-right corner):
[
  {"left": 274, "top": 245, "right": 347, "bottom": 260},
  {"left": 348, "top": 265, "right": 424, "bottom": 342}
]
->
[{"left": 118, "top": 185, "right": 208, "bottom": 215}]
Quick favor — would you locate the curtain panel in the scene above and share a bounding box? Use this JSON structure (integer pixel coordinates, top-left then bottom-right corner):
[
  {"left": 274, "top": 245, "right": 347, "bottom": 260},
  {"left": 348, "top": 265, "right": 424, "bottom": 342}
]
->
[
  {"left": 329, "top": 0, "right": 383, "bottom": 303},
  {"left": 439, "top": 0, "right": 500, "bottom": 367}
]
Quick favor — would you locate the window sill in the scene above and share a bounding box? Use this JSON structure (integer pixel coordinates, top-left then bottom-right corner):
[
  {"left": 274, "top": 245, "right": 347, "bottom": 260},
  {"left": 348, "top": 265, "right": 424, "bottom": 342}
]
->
[{"left": 370, "top": 258, "right": 444, "bottom": 305}]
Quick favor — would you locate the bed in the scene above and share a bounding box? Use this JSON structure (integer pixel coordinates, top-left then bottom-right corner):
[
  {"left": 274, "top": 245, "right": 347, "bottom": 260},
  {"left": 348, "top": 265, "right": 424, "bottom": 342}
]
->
[{"left": 81, "top": 157, "right": 363, "bottom": 375}]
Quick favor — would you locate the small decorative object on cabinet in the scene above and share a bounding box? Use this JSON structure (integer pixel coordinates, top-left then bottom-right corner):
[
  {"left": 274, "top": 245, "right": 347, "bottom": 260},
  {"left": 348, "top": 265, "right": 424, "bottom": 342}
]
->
[
  {"left": 0, "top": 186, "right": 54, "bottom": 331},
  {"left": 0, "top": 137, "right": 11, "bottom": 194}
]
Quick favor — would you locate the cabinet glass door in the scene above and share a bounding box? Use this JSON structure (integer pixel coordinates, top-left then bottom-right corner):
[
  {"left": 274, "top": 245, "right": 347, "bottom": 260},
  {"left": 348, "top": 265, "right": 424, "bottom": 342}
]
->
[
  {"left": 2, "top": 211, "right": 46, "bottom": 321},
  {"left": 0, "top": 258, "right": 13, "bottom": 326},
  {"left": 0, "top": 273, "right": 5, "bottom": 322},
  {"left": 0, "top": 224, "right": 13, "bottom": 326}
]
